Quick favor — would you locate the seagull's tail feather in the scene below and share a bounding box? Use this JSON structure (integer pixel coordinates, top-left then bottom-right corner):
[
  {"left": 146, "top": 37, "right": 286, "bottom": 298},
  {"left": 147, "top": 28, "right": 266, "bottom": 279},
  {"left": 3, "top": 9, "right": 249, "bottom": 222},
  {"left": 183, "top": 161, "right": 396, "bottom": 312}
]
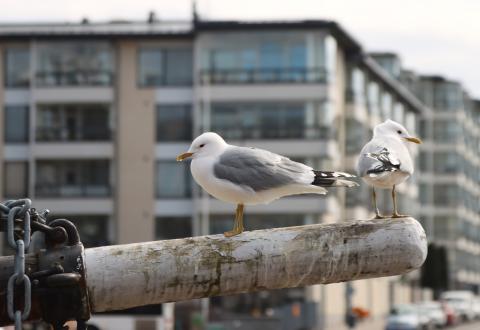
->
[{"left": 312, "top": 171, "right": 359, "bottom": 188}]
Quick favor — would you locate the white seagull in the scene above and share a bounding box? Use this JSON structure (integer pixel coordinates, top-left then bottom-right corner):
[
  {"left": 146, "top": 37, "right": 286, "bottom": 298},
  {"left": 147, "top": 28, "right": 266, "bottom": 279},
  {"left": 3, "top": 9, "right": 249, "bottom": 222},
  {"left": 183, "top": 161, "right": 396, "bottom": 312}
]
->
[
  {"left": 356, "top": 119, "right": 421, "bottom": 219},
  {"left": 177, "top": 132, "right": 358, "bottom": 237}
]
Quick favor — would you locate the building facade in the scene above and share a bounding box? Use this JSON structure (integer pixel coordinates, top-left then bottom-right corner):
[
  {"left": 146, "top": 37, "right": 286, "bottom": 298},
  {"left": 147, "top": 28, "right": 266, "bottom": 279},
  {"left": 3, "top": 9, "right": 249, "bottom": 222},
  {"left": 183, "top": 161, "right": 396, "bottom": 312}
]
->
[
  {"left": 1, "top": 18, "right": 433, "bottom": 330},
  {"left": 369, "top": 53, "right": 480, "bottom": 294},
  {"left": 415, "top": 76, "right": 480, "bottom": 292}
]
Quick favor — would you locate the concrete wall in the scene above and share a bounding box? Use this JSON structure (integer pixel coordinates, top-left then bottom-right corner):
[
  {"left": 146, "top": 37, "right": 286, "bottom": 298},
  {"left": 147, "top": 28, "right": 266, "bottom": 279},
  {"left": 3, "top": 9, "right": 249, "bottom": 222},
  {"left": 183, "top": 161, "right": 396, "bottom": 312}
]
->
[{"left": 115, "top": 41, "right": 155, "bottom": 243}]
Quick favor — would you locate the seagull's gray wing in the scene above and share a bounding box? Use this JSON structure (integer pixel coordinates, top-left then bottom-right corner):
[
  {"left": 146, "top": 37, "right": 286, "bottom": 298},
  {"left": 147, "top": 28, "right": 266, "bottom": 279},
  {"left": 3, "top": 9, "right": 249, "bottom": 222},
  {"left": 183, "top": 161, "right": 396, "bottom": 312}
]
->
[
  {"left": 357, "top": 141, "right": 401, "bottom": 177},
  {"left": 213, "top": 146, "right": 310, "bottom": 192}
]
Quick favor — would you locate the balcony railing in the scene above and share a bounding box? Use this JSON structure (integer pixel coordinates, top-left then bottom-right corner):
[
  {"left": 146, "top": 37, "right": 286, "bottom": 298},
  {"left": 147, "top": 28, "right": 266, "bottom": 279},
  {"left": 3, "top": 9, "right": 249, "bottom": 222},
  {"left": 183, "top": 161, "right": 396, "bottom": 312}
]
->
[
  {"left": 36, "top": 127, "right": 111, "bottom": 142},
  {"left": 35, "top": 184, "right": 111, "bottom": 198},
  {"left": 200, "top": 67, "right": 327, "bottom": 85},
  {"left": 35, "top": 71, "right": 114, "bottom": 87},
  {"left": 211, "top": 126, "right": 332, "bottom": 140}
]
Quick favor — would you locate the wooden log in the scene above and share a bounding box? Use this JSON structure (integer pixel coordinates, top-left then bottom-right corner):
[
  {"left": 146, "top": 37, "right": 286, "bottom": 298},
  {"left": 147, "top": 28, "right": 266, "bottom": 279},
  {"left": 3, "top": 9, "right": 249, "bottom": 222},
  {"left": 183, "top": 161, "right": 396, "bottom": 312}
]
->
[{"left": 84, "top": 217, "right": 427, "bottom": 312}]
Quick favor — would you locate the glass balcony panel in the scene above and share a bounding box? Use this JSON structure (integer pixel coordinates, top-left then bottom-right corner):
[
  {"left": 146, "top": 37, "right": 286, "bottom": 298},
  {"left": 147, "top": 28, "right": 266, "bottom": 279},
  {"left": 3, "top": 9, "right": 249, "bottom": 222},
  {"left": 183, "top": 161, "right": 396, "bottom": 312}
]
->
[
  {"left": 138, "top": 48, "right": 192, "bottom": 86},
  {"left": 36, "top": 42, "right": 114, "bottom": 87},
  {"left": 35, "top": 160, "right": 110, "bottom": 197},
  {"left": 36, "top": 104, "right": 111, "bottom": 142}
]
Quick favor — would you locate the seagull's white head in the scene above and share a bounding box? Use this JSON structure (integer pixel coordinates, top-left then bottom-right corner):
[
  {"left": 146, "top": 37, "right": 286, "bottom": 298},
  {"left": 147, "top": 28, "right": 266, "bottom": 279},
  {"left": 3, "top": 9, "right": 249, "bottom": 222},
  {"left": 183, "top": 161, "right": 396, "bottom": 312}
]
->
[
  {"left": 373, "top": 119, "right": 422, "bottom": 144},
  {"left": 176, "top": 132, "right": 228, "bottom": 161}
]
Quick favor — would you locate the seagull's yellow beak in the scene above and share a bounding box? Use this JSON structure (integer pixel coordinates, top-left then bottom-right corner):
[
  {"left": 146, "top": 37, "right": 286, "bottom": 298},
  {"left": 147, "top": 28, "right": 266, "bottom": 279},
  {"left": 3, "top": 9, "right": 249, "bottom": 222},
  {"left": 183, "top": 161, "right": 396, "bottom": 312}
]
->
[
  {"left": 404, "top": 137, "right": 422, "bottom": 144},
  {"left": 176, "top": 152, "right": 194, "bottom": 162}
]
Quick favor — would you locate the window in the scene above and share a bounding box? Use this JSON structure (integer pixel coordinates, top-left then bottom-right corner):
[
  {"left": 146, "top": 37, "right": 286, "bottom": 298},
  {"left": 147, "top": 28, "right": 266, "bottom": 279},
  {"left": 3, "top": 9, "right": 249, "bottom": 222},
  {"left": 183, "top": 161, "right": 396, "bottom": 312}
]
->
[
  {"left": 433, "top": 216, "right": 453, "bottom": 240},
  {"left": 156, "top": 105, "right": 192, "bottom": 141},
  {"left": 203, "top": 40, "right": 320, "bottom": 84},
  {"left": 381, "top": 92, "right": 392, "bottom": 119},
  {"left": 367, "top": 82, "right": 380, "bottom": 117},
  {"left": 392, "top": 103, "right": 404, "bottom": 123},
  {"left": 419, "top": 184, "right": 429, "bottom": 205},
  {"left": 138, "top": 48, "right": 163, "bottom": 86},
  {"left": 433, "top": 184, "right": 457, "bottom": 206},
  {"left": 35, "top": 160, "right": 110, "bottom": 197},
  {"left": 3, "top": 162, "right": 28, "bottom": 198},
  {"left": 36, "top": 104, "right": 111, "bottom": 142},
  {"left": 155, "top": 217, "right": 192, "bottom": 240},
  {"left": 156, "top": 161, "right": 191, "bottom": 198},
  {"left": 433, "top": 120, "right": 459, "bottom": 143},
  {"left": 418, "top": 152, "right": 429, "bottom": 172},
  {"left": 5, "top": 48, "right": 30, "bottom": 87},
  {"left": 36, "top": 42, "right": 114, "bottom": 86},
  {"left": 434, "top": 82, "right": 462, "bottom": 111},
  {"left": 138, "top": 48, "right": 192, "bottom": 86},
  {"left": 4, "top": 106, "right": 29, "bottom": 143},
  {"left": 346, "top": 118, "right": 367, "bottom": 154},
  {"left": 348, "top": 68, "right": 366, "bottom": 106},
  {"left": 165, "top": 49, "right": 193, "bottom": 85},
  {"left": 433, "top": 152, "right": 459, "bottom": 174},
  {"left": 211, "top": 103, "right": 320, "bottom": 140}
]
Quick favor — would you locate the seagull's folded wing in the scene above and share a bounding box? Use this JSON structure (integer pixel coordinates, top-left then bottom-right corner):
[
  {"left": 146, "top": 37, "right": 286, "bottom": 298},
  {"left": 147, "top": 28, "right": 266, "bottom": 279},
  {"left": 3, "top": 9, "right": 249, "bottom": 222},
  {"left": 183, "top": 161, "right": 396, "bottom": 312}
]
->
[
  {"left": 213, "top": 146, "right": 313, "bottom": 192},
  {"left": 357, "top": 143, "right": 401, "bottom": 177}
]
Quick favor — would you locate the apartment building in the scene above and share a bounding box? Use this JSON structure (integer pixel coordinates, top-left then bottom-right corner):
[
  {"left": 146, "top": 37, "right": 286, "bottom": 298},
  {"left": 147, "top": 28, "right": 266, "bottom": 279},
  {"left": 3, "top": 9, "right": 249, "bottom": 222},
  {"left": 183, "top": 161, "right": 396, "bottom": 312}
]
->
[
  {"left": 0, "top": 18, "right": 427, "bottom": 330},
  {"left": 415, "top": 76, "right": 480, "bottom": 292},
  {"left": 369, "top": 53, "right": 480, "bottom": 294}
]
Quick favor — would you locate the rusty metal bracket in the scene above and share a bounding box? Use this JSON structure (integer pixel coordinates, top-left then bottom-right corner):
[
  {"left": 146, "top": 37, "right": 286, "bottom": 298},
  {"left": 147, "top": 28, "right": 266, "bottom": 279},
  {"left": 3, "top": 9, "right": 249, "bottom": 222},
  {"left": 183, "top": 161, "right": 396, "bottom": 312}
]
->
[
  {"left": 31, "top": 218, "right": 91, "bottom": 329},
  {"left": 35, "top": 243, "right": 90, "bottom": 328}
]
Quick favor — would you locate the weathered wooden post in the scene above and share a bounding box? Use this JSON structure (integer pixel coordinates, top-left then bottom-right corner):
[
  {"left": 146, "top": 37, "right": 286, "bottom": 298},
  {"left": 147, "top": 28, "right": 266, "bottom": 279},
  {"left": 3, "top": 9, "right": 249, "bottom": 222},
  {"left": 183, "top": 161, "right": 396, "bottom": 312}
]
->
[{"left": 84, "top": 217, "right": 427, "bottom": 312}]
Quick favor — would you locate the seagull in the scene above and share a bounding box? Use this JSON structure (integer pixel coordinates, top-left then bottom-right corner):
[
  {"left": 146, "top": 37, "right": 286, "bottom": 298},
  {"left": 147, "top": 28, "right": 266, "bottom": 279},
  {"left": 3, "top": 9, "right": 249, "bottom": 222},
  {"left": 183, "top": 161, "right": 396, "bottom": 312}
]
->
[
  {"left": 177, "top": 132, "right": 359, "bottom": 237},
  {"left": 356, "top": 119, "right": 421, "bottom": 219}
]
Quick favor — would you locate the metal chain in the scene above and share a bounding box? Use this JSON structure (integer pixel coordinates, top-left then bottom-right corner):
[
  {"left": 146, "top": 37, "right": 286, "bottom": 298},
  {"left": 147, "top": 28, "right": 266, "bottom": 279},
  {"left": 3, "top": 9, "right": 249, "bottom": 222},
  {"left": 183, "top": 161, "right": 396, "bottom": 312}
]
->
[{"left": 1, "top": 199, "right": 32, "bottom": 330}]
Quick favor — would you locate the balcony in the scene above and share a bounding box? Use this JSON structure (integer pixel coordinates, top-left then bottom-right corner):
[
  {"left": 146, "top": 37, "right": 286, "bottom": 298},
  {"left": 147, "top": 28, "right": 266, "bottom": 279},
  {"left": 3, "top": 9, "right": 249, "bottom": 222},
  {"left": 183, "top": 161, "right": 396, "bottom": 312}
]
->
[
  {"left": 211, "top": 126, "right": 332, "bottom": 140},
  {"left": 36, "top": 127, "right": 111, "bottom": 142},
  {"left": 35, "top": 159, "right": 110, "bottom": 198},
  {"left": 199, "top": 68, "right": 327, "bottom": 85},
  {"left": 35, "top": 71, "right": 114, "bottom": 87},
  {"left": 35, "top": 184, "right": 111, "bottom": 198}
]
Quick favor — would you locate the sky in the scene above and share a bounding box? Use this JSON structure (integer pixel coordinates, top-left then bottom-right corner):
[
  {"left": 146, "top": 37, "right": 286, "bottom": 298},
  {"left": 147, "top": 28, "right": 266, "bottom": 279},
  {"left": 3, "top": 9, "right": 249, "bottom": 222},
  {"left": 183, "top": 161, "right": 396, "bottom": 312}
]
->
[{"left": 1, "top": 0, "right": 479, "bottom": 98}]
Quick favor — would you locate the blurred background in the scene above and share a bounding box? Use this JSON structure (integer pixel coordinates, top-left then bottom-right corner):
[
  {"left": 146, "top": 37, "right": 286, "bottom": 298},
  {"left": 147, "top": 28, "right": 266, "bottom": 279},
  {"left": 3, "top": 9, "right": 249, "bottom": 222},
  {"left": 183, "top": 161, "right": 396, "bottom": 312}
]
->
[{"left": 0, "top": 1, "right": 479, "bottom": 329}]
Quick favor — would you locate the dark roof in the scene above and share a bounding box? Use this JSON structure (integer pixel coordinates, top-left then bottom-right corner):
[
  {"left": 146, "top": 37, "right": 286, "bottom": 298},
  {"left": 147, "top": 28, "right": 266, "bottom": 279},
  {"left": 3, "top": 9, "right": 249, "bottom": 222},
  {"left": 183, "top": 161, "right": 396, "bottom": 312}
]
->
[
  {"left": 195, "top": 20, "right": 362, "bottom": 54},
  {"left": 0, "top": 21, "right": 193, "bottom": 40},
  {"left": 369, "top": 52, "right": 400, "bottom": 58},
  {"left": 419, "top": 75, "right": 462, "bottom": 86}
]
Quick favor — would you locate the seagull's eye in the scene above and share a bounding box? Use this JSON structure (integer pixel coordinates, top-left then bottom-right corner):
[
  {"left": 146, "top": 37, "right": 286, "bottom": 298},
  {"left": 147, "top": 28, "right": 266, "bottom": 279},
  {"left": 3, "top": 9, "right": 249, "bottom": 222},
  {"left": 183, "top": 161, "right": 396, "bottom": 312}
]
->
[
  {"left": 397, "top": 130, "right": 402, "bottom": 134},
  {"left": 199, "top": 144, "right": 205, "bottom": 148}
]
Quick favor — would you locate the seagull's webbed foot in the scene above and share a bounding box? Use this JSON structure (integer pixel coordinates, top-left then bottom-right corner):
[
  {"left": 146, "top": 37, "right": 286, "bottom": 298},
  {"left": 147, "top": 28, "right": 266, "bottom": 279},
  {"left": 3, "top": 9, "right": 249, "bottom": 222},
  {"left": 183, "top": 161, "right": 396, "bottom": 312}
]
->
[
  {"left": 391, "top": 212, "right": 409, "bottom": 219},
  {"left": 372, "top": 214, "right": 387, "bottom": 220},
  {"left": 223, "top": 228, "right": 243, "bottom": 237}
]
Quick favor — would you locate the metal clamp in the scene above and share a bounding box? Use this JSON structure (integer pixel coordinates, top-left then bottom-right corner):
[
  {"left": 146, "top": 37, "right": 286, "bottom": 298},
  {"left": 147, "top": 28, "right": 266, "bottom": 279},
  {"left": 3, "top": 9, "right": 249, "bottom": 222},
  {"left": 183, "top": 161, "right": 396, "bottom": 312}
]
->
[{"left": 36, "top": 219, "right": 91, "bottom": 329}]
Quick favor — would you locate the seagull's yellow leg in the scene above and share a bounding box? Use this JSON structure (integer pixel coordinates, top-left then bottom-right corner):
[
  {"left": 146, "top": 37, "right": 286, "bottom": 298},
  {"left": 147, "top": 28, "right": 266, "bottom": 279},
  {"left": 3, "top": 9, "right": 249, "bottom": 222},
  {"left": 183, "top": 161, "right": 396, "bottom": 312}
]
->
[
  {"left": 224, "top": 204, "right": 245, "bottom": 237},
  {"left": 237, "top": 204, "right": 244, "bottom": 232},
  {"left": 391, "top": 185, "right": 408, "bottom": 218},
  {"left": 372, "top": 188, "right": 386, "bottom": 219}
]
